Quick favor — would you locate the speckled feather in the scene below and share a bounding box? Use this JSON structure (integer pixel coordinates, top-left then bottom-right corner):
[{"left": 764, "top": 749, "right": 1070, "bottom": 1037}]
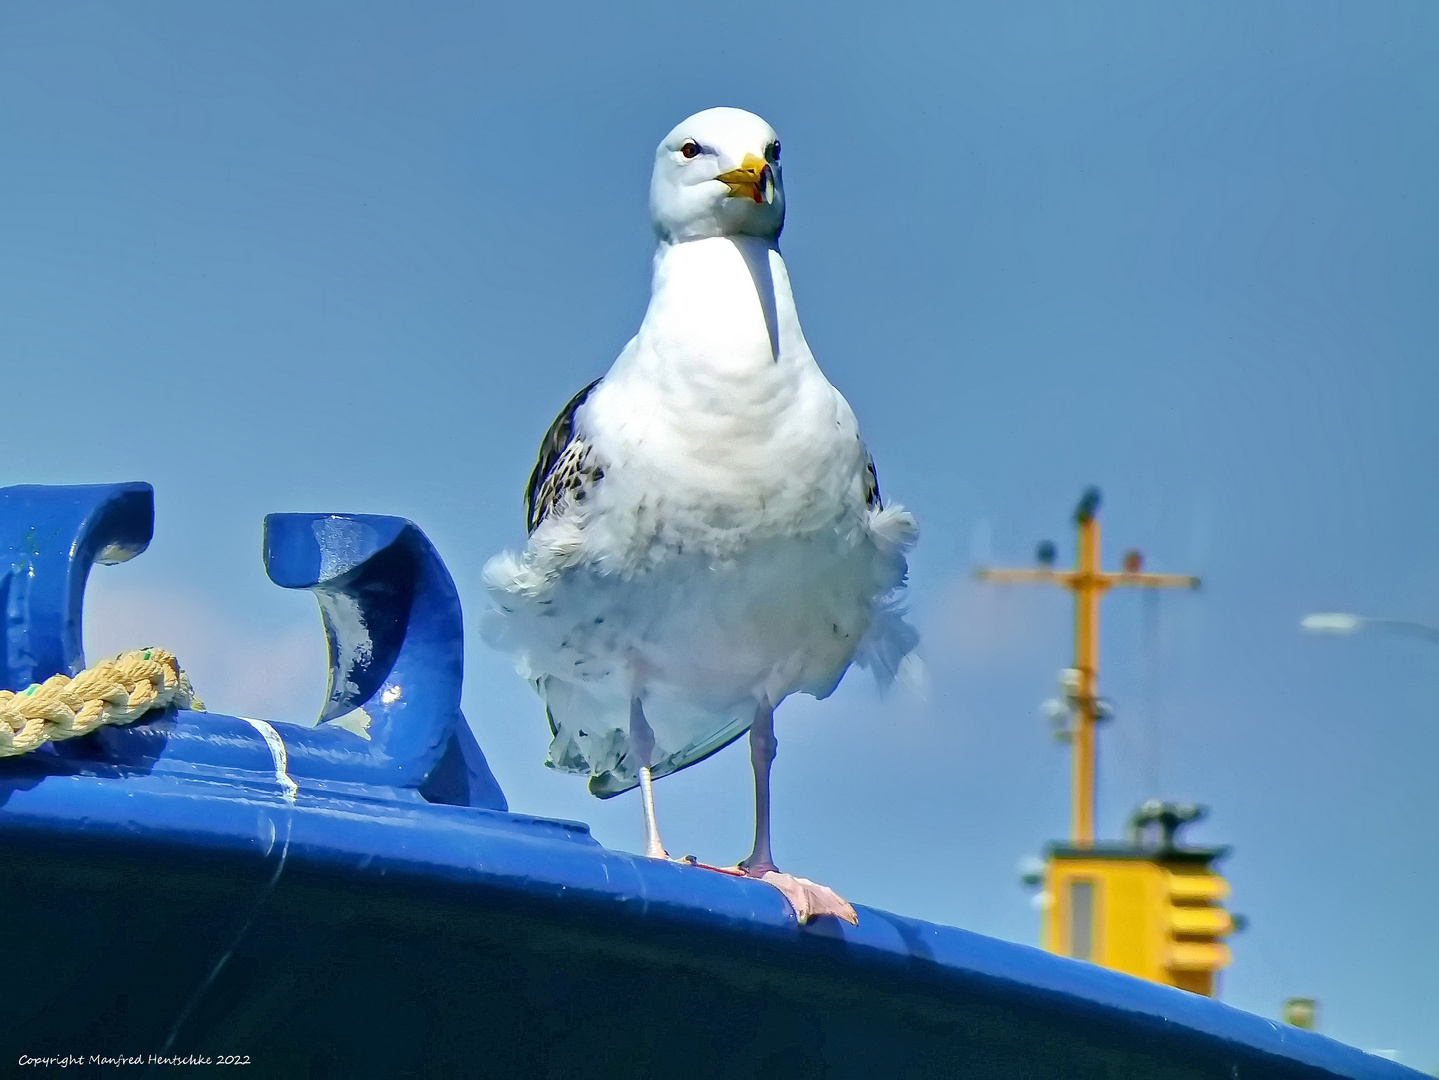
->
[{"left": 526, "top": 378, "right": 602, "bottom": 533}]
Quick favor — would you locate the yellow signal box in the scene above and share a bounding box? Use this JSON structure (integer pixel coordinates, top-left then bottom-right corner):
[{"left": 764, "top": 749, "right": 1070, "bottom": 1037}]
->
[{"left": 1044, "top": 803, "right": 1235, "bottom": 996}]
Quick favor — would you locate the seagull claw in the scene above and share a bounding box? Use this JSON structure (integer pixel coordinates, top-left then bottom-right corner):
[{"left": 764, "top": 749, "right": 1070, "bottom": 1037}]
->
[{"left": 756, "top": 870, "right": 859, "bottom": 926}]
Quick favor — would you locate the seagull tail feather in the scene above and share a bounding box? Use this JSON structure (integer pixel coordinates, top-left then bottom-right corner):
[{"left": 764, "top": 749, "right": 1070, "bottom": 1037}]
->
[{"left": 856, "top": 599, "right": 920, "bottom": 691}]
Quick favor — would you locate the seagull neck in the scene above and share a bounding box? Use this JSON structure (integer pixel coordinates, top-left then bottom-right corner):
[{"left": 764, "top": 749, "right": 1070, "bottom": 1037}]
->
[{"left": 642, "top": 235, "right": 804, "bottom": 367}]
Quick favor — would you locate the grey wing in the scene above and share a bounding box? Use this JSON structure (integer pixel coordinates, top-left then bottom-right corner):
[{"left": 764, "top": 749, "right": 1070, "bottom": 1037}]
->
[{"left": 525, "top": 378, "right": 602, "bottom": 533}]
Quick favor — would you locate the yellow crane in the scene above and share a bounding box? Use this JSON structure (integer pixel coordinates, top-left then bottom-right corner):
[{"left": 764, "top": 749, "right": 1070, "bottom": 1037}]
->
[{"left": 978, "top": 488, "right": 1237, "bottom": 996}]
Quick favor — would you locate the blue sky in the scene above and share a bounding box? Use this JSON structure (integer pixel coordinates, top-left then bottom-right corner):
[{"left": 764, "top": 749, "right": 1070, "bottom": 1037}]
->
[{"left": 3, "top": 0, "right": 1437, "bottom": 1067}]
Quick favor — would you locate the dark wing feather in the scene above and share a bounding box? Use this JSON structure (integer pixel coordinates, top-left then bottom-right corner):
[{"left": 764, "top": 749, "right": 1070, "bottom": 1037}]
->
[
  {"left": 863, "top": 452, "right": 883, "bottom": 510},
  {"left": 525, "top": 378, "right": 601, "bottom": 533}
]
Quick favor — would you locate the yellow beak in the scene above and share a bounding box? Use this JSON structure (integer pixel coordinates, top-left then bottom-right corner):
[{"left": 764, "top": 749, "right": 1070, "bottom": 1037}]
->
[{"left": 715, "top": 153, "right": 774, "bottom": 205}]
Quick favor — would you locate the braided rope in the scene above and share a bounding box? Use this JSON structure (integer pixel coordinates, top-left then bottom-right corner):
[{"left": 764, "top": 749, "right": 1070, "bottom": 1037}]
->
[{"left": 0, "top": 648, "right": 204, "bottom": 758}]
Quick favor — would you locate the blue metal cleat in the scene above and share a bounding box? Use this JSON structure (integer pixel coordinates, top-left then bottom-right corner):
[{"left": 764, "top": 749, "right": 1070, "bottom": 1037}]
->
[
  {"left": 1, "top": 482, "right": 504, "bottom": 809},
  {"left": 0, "top": 483, "right": 1418, "bottom": 1078}
]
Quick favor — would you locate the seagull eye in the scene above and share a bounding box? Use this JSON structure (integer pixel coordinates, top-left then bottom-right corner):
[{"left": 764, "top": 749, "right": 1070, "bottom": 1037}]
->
[
  {"left": 766, "top": 140, "right": 780, "bottom": 164},
  {"left": 680, "top": 140, "right": 701, "bottom": 159}
]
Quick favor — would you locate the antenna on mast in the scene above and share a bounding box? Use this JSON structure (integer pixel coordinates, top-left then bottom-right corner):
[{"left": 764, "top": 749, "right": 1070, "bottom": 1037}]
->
[{"left": 976, "top": 488, "right": 1199, "bottom": 845}]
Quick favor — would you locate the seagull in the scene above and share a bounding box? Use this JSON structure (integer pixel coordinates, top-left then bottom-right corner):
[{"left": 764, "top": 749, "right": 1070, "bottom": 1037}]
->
[{"left": 483, "top": 107, "right": 918, "bottom": 923}]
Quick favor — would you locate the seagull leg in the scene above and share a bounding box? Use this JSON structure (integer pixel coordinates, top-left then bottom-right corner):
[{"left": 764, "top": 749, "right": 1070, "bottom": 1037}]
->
[
  {"left": 740, "top": 697, "right": 858, "bottom": 925},
  {"left": 739, "top": 695, "right": 779, "bottom": 875},
  {"left": 629, "top": 697, "right": 671, "bottom": 860}
]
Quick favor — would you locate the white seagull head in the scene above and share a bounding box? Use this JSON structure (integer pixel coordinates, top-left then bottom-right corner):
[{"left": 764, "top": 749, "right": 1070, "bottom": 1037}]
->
[{"left": 650, "top": 107, "right": 785, "bottom": 244}]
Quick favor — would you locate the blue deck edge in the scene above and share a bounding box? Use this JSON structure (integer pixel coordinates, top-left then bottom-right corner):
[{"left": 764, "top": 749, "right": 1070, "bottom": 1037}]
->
[{"left": 0, "top": 748, "right": 1418, "bottom": 1079}]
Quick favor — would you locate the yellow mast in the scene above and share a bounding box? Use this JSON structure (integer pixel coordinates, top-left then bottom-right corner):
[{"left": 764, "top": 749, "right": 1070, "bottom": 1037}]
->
[
  {"left": 976, "top": 488, "right": 1199, "bottom": 846},
  {"left": 977, "top": 491, "right": 1234, "bottom": 997}
]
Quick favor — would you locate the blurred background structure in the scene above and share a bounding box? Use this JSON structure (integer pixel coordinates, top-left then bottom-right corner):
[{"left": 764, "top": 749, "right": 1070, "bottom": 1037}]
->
[
  {"left": 1302, "top": 613, "right": 1439, "bottom": 644},
  {"left": 980, "top": 490, "right": 1237, "bottom": 999},
  {"left": 2, "top": 1, "right": 1436, "bottom": 1068}
]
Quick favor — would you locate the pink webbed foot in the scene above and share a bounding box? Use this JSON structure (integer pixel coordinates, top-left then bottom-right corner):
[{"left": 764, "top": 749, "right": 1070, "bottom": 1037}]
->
[
  {"left": 753, "top": 870, "right": 859, "bottom": 926},
  {"left": 679, "top": 859, "right": 858, "bottom": 925}
]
